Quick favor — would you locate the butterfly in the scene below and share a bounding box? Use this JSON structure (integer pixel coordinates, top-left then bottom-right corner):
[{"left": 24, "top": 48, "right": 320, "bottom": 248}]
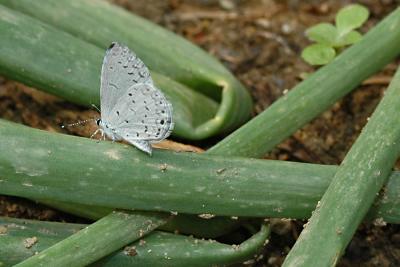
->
[{"left": 92, "top": 42, "right": 174, "bottom": 155}]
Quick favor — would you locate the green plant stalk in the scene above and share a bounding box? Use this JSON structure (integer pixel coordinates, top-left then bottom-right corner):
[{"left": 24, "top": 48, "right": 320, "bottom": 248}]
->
[
  {"left": 0, "top": 4, "right": 240, "bottom": 140},
  {"left": 37, "top": 199, "right": 241, "bottom": 238},
  {"left": 12, "top": 211, "right": 168, "bottom": 267},
  {"left": 283, "top": 66, "right": 400, "bottom": 266},
  {"left": 0, "top": 1, "right": 252, "bottom": 138},
  {"left": 0, "top": 217, "right": 270, "bottom": 267},
  {"left": 1, "top": 120, "right": 400, "bottom": 222},
  {"left": 208, "top": 7, "right": 400, "bottom": 157}
]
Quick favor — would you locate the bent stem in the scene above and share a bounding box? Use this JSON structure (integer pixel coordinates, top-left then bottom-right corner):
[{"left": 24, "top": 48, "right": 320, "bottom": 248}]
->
[{"left": 0, "top": 217, "right": 270, "bottom": 267}]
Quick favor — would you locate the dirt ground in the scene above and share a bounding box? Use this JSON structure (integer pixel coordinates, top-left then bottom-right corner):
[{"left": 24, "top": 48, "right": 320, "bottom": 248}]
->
[{"left": 1, "top": 0, "right": 400, "bottom": 266}]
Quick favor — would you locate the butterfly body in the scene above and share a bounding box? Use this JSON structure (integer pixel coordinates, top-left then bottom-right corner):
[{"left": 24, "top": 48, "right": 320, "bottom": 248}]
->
[
  {"left": 96, "top": 119, "right": 121, "bottom": 142},
  {"left": 98, "top": 42, "right": 174, "bottom": 155}
]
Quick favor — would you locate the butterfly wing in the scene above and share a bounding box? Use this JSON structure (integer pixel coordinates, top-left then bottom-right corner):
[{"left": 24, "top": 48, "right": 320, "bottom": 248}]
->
[
  {"left": 108, "top": 83, "right": 174, "bottom": 146},
  {"left": 100, "top": 42, "right": 153, "bottom": 121}
]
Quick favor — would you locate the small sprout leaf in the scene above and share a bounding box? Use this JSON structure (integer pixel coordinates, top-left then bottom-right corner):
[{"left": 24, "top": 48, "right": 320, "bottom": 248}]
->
[
  {"left": 336, "top": 4, "right": 369, "bottom": 35},
  {"left": 301, "top": 44, "right": 336, "bottom": 65},
  {"left": 334, "top": 30, "right": 363, "bottom": 47},
  {"left": 302, "top": 4, "right": 369, "bottom": 66},
  {"left": 306, "top": 23, "right": 337, "bottom": 45}
]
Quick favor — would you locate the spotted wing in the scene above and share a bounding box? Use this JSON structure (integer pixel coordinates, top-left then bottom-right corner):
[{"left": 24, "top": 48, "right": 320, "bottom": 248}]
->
[
  {"left": 100, "top": 42, "right": 152, "bottom": 121},
  {"left": 108, "top": 83, "right": 174, "bottom": 144}
]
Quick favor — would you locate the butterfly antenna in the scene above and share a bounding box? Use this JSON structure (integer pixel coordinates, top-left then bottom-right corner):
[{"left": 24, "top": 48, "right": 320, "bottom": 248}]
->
[
  {"left": 91, "top": 104, "right": 101, "bottom": 112},
  {"left": 61, "top": 118, "right": 97, "bottom": 129}
]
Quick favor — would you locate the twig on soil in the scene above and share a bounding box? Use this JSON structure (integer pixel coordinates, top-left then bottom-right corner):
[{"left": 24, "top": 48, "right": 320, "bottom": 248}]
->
[{"left": 258, "top": 31, "right": 294, "bottom": 55}]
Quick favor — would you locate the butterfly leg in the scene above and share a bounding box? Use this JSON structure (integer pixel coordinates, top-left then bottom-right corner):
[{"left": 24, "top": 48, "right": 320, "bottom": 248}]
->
[
  {"left": 90, "top": 129, "right": 100, "bottom": 139},
  {"left": 92, "top": 129, "right": 104, "bottom": 143}
]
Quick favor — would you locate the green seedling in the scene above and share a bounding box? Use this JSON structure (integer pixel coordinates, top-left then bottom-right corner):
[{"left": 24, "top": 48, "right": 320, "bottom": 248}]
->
[{"left": 302, "top": 4, "right": 369, "bottom": 65}]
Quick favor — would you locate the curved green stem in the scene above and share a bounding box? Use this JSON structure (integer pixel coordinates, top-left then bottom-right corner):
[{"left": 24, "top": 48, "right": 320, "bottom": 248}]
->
[
  {"left": 0, "top": 0, "right": 252, "bottom": 138},
  {"left": 0, "top": 217, "right": 270, "bottom": 267}
]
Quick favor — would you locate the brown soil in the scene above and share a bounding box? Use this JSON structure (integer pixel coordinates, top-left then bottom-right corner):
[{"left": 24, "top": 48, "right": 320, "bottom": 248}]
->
[{"left": 1, "top": 0, "right": 400, "bottom": 266}]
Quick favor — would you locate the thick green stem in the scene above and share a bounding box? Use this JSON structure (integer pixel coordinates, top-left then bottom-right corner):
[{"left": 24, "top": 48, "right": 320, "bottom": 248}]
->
[
  {"left": 209, "top": 7, "right": 400, "bottom": 157},
  {"left": 1, "top": 119, "right": 400, "bottom": 222},
  {"left": 283, "top": 65, "right": 400, "bottom": 266},
  {"left": 13, "top": 211, "right": 168, "bottom": 267}
]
